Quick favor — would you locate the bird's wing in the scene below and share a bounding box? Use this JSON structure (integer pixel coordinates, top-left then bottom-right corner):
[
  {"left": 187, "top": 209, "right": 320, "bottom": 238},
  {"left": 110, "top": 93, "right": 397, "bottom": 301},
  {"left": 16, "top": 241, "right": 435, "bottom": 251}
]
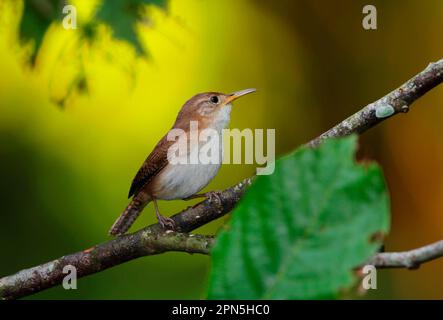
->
[{"left": 128, "top": 135, "right": 173, "bottom": 198}]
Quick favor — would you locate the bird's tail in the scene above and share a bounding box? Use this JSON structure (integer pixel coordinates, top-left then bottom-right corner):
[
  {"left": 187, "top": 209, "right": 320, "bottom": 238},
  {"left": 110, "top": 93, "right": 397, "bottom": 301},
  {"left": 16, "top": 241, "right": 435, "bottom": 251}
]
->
[{"left": 109, "top": 194, "right": 150, "bottom": 236}]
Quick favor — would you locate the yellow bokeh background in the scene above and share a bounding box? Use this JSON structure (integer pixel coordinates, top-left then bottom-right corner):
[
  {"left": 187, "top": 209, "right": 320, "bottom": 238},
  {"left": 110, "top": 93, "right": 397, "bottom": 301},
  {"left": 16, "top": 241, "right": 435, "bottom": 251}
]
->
[{"left": 1, "top": 0, "right": 443, "bottom": 299}]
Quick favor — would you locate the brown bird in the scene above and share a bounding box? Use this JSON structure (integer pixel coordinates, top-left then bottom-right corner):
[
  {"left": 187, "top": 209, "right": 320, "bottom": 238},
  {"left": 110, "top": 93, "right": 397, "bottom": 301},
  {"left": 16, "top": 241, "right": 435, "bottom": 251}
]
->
[{"left": 109, "top": 88, "right": 256, "bottom": 236}]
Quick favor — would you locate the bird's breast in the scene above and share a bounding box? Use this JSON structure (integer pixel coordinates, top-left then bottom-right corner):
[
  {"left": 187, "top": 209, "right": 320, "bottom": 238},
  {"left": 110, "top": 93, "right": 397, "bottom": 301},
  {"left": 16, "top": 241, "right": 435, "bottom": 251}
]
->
[
  {"left": 150, "top": 129, "right": 224, "bottom": 200},
  {"left": 151, "top": 163, "right": 221, "bottom": 200}
]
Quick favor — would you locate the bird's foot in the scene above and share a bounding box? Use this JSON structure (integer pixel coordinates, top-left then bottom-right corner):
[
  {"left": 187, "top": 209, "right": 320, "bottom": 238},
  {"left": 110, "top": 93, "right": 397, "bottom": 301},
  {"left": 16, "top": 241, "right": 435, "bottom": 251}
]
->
[
  {"left": 205, "top": 191, "right": 223, "bottom": 205},
  {"left": 184, "top": 191, "right": 223, "bottom": 205},
  {"left": 156, "top": 213, "right": 176, "bottom": 230}
]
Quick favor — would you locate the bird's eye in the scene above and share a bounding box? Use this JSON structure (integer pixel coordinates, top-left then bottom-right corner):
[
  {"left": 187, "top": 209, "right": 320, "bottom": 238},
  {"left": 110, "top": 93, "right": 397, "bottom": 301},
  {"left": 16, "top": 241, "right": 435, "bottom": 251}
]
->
[{"left": 210, "top": 96, "right": 219, "bottom": 104}]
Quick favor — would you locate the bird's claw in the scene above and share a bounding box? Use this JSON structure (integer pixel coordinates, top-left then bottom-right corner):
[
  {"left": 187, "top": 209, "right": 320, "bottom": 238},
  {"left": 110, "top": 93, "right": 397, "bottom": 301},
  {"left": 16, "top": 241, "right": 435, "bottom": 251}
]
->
[
  {"left": 206, "top": 191, "right": 222, "bottom": 205},
  {"left": 157, "top": 214, "right": 176, "bottom": 230},
  {"left": 183, "top": 191, "right": 223, "bottom": 205}
]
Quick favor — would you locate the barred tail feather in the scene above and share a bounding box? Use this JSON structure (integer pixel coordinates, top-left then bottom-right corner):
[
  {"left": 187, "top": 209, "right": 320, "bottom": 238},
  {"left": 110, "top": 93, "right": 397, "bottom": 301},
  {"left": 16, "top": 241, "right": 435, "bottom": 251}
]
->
[{"left": 109, "top": 197, "right": 150, "bottom": 236}]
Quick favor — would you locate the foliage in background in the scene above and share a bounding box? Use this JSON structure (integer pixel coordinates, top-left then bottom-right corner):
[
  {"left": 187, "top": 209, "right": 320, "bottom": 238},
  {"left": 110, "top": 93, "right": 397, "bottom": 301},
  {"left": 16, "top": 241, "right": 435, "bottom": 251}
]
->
[
  {"left": 18, "top": 0, "right": 167, "bottom": 105},
  {"left": 208, "top": 136, "right": 390, "bottom": 299},
  {"left": 19, "top": 0, "right": 65, "bottom": 64},
  {"left": 94, "top": 0, "right": 166, "bottom": 55}
]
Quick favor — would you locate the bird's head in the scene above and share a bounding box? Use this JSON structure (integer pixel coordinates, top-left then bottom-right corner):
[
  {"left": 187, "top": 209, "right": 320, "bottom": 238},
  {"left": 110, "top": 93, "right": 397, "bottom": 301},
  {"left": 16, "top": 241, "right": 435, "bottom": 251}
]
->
[{"left": 176, "top": 88, "right": 256, "bottom": 129}]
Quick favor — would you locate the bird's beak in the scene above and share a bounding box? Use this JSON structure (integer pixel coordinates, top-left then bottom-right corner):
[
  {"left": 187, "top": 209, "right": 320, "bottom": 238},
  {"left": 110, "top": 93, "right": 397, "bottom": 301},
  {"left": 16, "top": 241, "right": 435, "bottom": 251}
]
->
[{"left": 223, "top": 88, "right": 256, "bottom": 105}]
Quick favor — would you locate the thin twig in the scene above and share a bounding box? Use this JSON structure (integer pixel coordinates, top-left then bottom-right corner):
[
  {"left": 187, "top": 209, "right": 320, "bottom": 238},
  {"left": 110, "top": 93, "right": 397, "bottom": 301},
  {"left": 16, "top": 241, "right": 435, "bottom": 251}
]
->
[
  {"left": 1, "top": 59, "right": 443, "bottom": 300},
  {"left": 369, "top": 240, "right": 443, "bottom": 269}
]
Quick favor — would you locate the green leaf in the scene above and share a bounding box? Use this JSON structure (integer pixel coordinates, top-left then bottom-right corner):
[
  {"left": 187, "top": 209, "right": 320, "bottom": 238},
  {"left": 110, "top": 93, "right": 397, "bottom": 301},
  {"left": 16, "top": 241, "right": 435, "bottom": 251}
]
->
[
  {"left": 95, "top": 0, "right": 167, "bottom": 55},
  {"left": 19, "top": 0, "right": 167, "bottom": 65},
  {"left": 208, "top": 135, "right": 390, "bottom": 299},
  {"left": 19, "top": 0, "right": 65, "bottom": 64}
]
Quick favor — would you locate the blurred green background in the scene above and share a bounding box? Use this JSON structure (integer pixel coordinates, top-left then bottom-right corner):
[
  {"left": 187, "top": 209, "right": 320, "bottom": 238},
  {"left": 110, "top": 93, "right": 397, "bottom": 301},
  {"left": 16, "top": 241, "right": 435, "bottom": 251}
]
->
[{"left": 1, "top": 0, "right": 443, "bottom": 299}]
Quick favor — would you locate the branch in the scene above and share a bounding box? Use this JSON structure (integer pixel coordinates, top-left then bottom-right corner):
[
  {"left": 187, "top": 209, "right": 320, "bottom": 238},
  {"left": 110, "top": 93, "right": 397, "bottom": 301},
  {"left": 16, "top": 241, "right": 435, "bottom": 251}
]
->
[
  {"left": 0, "top": 231, "right": 214, "bottom": 300},
  {"left": 0, "top": 179, "right": 249, "bottom": 300},
  {"left": 369, "top": 240, "right": 443, "bottom": 269},
  {"left": 308, "top": 59, "right": 443, "bottom": 147},
  {"left": 1, "top": 59, "right": 443, "bottom": 300}
]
